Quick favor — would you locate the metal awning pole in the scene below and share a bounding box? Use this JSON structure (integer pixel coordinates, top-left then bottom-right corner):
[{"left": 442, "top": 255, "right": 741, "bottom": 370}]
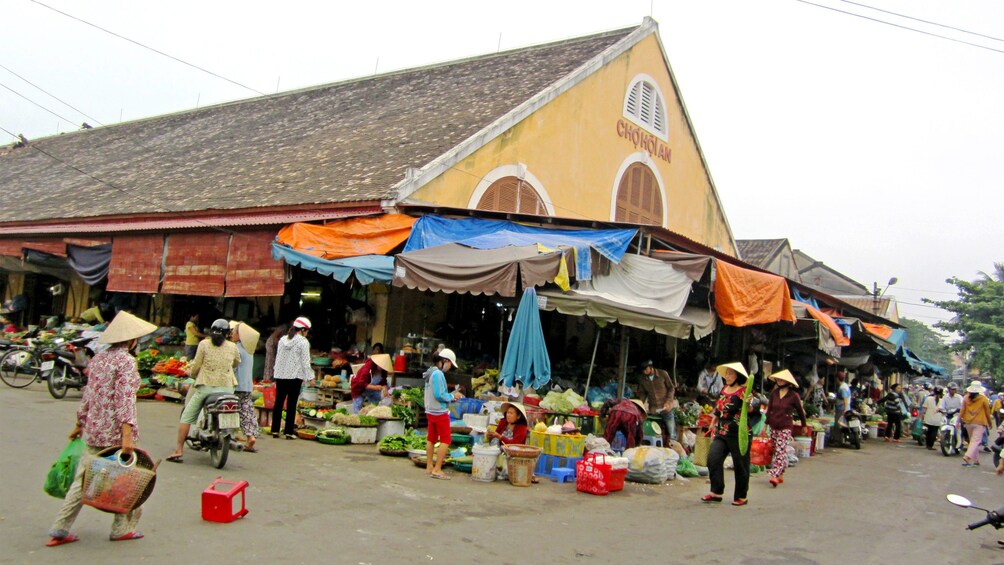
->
[
  {"left": 617, "top": 328, "right": 629, "bottom": 398},
  {"left": 584, "top": 326, "right": 601, "bottom": 395}
]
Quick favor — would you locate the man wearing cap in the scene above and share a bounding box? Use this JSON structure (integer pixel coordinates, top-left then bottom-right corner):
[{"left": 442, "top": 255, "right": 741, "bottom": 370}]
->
[
  {"left": 350, "top": 353, "right": 394, "bottom": 413},
  {"left": 636, "top": 360, "right": 677, "bottom": 446},
  {"left": 230, "top": 321, "right": 261, "bottom": 453},
  {"left": 47, "top": 311, "right": 158, "bottom": 547}
]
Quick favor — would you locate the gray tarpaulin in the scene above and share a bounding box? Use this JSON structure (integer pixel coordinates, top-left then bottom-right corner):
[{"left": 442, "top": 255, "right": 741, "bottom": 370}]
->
[
  {"left": 538, "top": 290, "right": 716, "bottom": 339},
  {"left": 66, "top": 243, "right": 112, "bottom": 286},
  {"left": 392, "top": 243, "right": 567, "bottom": 297}
]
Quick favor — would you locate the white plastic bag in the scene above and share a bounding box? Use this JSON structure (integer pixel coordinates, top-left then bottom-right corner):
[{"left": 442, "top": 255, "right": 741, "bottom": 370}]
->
[{"left": 623, "top": 446, "right": 676, "bottom": 484}]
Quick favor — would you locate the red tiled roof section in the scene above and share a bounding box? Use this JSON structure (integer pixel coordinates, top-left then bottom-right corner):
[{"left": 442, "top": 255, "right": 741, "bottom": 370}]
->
[{"left": 0, "top": 28, "right": 634, "bottom": 224}]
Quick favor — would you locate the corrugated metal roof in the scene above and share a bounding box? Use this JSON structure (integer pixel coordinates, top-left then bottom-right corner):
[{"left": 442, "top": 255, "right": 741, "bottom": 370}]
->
[{"left": 0, "top": 206, "right": 383, "bottom": 235}]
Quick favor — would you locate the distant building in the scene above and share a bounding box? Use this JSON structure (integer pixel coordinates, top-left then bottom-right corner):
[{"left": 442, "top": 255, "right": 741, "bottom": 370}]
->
[{"left": 736, "top": 239, "right": 800, "bottom": 282}]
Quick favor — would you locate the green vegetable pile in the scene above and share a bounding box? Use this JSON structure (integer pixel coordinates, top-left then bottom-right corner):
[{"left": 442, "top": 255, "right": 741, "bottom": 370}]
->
[
  {"left": 380, "top": 432, "right": 428, "bottom": 452},
  {"left": 392, "top": 404, "right": 417, "bottom": 428},
  {"left": 398, "top": 387, "right": 424, "bottom": 408},
  {"left": 358, "top": 415, "right": 378, "bottom": 427}
]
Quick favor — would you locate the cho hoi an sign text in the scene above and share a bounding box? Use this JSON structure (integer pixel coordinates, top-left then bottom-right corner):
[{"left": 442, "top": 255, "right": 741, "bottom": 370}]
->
[{"left": 616, "top": 119, "right": 671, "bottom": 163}]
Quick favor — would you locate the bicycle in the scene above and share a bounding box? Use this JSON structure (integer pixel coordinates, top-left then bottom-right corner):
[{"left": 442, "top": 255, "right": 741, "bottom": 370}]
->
[{"left": 0, "top": 343, "right": 45, "bottom": 388}]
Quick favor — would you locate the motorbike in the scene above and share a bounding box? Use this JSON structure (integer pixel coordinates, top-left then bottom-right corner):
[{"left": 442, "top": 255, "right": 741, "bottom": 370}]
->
[
  {"left": 184, "top": 392, "right": 244, "bottom": 469},
  {"left": 45, "top": 336, "right": 93, "bottom": 399},
  {"left": 940, "top": 410, "right": 963, "bottom": 456},
  {"left": 837, "top": 406, "right": 864, "bottom": 450},
  {"left": 947, "top": 494, "right": 1004, "bottom": 541}
]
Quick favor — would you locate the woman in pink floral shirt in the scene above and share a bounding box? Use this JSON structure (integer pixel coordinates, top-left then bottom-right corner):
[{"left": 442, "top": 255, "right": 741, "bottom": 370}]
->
[{"left": 47, "top": 311, "right": 156, "bottom": 547}]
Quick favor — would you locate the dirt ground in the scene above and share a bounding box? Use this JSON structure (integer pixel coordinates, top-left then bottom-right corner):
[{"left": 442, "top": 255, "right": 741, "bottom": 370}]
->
[{"left": 2, "top": 383, "right": 1003, "bottom": 564}]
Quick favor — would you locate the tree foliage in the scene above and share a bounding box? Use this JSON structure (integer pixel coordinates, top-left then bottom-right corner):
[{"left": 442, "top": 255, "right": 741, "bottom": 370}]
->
[
  {"left": 899, "top": 317, "right": 953, "bottom": 371},
  {"left": 927, "top": 263, "right": 1004, "bottom": 385}
]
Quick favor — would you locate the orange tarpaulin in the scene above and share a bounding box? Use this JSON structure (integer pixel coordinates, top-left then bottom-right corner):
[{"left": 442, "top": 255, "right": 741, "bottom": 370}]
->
[
  {"left": 796, "top": 301, "right": 850, "bottom": 347},
  {"left": 713, "top": 260, "right": 796, "bottom": 327},
  {"left": 862, "top": 323, "right": 893, "bottom": 340},
  {"left": 276, "top": 214, "right": 416, "bottom": 260}
]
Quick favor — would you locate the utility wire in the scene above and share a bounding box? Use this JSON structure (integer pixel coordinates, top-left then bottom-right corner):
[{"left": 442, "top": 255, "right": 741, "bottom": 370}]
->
[
  {"left": 0, "top": 81, "right": 78, "bottom": 127},
  {"left": 29, "top": 0, "right": 266, "bottom": 96},
  {"left": 0, "top": 61, "right": 103, "bottom": 126},
  {"left": 795, "top": 0, "right": 1004, "bottom": 56},
  {"left": 837, "top": 0, "right": 1004, "bottom": 44}
]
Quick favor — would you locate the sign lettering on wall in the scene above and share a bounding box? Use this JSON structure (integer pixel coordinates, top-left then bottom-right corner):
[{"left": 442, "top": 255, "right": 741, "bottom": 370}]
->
[{"left": 616, "top": 119, "right": 671, "bottom": 163}]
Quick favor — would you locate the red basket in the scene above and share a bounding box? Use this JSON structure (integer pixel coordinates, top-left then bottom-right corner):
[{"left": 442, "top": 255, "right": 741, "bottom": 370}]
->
[
  {"left": 522, "top": 396, "right": 541, "bottom": 407},
  {"left": 576, "top": 453, "right": 613, "bottom": 496},
  {"left": 608, "top": 468, "right": 626, "bottom": 492}
]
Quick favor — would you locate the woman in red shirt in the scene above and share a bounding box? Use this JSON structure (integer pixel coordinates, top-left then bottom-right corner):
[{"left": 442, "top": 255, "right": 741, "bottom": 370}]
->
[
  {"left": 488, "top": 402, "right": 529, "bottom": 445},
  {"left": 765, "top": 370, "right": 807, "bottom": 487}
]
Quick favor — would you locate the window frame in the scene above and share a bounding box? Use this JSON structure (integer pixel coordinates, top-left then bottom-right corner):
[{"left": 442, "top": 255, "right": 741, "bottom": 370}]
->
[{"left": 622, "top": 73, "right": 669, "bottom": 142}]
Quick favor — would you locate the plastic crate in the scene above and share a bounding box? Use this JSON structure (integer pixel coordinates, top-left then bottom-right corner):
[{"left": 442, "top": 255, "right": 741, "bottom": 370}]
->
[
  {"left": 527, "top": 431, "right": 586, "bottom": 458},
  {"left": 534, "top": 453, "right": 583, "bottom": 480}
]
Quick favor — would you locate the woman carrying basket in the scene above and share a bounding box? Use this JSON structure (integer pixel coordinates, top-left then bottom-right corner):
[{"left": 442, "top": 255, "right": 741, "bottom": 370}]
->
[
  {"left": 764, "top": 369, "right": 807, "bottom": 487},
  {"left": 47, "top": 311, "right": 157, "bottom": 547}
]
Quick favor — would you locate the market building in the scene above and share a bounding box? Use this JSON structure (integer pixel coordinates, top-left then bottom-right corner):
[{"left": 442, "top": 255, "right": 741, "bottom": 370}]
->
[{"left": 0, "top": 18, "right": 938, "bottom": 398}]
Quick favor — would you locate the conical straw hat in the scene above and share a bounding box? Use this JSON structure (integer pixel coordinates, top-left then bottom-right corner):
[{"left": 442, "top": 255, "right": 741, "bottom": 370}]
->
[
  {"left": 769, "top": 369, "right": 799, "bottom": 388},
  {"left": 229, "top": 321, "right": 260, "bottom": 353},
  {"left": 99, "top": 311, "right": 157, "bottom": 344},
  {"left": 370, "top": 353, "right": 394, "bottom": 374}
]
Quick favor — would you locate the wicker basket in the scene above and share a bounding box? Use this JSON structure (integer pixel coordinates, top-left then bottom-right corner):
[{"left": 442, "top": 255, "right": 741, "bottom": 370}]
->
[
  {"left": 502, "top": 444, "right": 542, "bottom": 459},
  {"left": 82, "top": 448, "right": 157, "bottom": 514}
]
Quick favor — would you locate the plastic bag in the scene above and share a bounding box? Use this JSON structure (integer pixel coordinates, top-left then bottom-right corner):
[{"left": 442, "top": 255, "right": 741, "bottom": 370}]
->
[
  {"left": 44, "top": 438, "right": 84, "bottom": 499},
  {"left": 676, "top": 456, "right": 699, "bottom": 478},
  {"left": 623, "top": 446, "right": 678, "bottom": 484}
]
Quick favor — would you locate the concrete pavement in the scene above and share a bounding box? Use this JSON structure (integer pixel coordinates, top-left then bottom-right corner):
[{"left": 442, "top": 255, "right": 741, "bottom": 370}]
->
[{"left": 1, "top": 382, "right": 1001, "bottom": 564}]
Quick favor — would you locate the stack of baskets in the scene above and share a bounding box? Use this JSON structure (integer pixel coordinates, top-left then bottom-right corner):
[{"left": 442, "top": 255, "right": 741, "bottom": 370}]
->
[{"left": 502, "top": 444, "right": 542, "bottom": 487}]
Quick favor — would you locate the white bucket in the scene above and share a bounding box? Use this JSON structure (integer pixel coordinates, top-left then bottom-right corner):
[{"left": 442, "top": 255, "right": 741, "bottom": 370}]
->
[
  {"left": 376, "top": 419, "right": 405, "bottom": 441},
  {"left": 815, "top": 430, "right": 826, "bottom": 452},
  {"left": 472, "top": 443, "right": 501, "bottom": 483},
  {"left": 793, "top": 437, "right": 812, "bottom": 458}
]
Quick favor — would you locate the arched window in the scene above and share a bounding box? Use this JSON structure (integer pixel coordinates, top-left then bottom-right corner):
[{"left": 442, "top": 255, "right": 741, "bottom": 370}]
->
[
  {"left": 624, "top": 75, "right": 668, "bottom": 140},
  {"left": 614, "top": 163, "right": 663, "bottom": 225},
  {"left": 475, "top": 176, "right": 547, "bottom": 215}
]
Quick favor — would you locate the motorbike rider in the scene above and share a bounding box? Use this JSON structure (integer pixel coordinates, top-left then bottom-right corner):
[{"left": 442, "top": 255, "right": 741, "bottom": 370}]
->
[
  {"left": 938, "top": 382, "right": 964, "bottom": 420},
  {"left": 167, "top": 319, "right": 240, "bottom": 463}
]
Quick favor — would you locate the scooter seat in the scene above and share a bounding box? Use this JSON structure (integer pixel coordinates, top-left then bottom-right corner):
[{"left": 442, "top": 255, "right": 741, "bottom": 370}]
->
[{"left": 203, "top": 392, "right": 238, "bottom": 406}]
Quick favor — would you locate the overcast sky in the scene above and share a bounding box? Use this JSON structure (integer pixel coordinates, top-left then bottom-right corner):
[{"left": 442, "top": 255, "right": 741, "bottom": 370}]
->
[{"left": 4, "top": 0, "right": 1002, "bottom": 332}]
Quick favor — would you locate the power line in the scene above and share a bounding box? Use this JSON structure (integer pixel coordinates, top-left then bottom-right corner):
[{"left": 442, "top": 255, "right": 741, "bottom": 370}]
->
[
  {"left": 837, "top": 0, "right": 1004, "bottom": 44},
  {"left": 29, "top": 0, "right": 266, "bottom": 96},
  {"left": 795, "top": 0, "right": 1004, "bottom": 56},
  {"left": 0, "top": 80, "right": 78, "bottom": 127},
  {"left": 0, "top": 61, "right": 103, "bottom": 126}
]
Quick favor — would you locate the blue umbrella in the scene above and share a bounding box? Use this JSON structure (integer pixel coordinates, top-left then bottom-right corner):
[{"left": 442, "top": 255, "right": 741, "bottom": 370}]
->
[{"left": 500, "top": 288, "right": 551, "bottom": 389}]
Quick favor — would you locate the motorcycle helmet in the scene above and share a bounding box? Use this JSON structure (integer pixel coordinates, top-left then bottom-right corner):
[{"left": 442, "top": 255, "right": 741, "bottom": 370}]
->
[
  {"left": 210, "top": 318, "right": 229, "bottom": 346},
  {"left": 293, "top": 316, "right": 312, "bottom": 330}
]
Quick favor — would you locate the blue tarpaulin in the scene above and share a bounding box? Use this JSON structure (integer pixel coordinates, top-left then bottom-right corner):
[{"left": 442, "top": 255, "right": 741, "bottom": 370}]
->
[
  {"left": 271, "top": 243, "right": 393, "bottom": 284},
  {"left": 500, "top": 288, "right": 552, "bottom": 389},
  {"left": 402, "top": 215, "right": 636, "bottom": 280},
  {"left": 903, "top": 347, "right": 948, "bottom": 376}
]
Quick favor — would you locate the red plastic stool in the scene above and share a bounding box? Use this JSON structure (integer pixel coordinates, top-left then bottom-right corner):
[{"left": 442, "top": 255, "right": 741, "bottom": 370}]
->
[{"left": 202, "top": 478, "right": 249, "bottom": 523}]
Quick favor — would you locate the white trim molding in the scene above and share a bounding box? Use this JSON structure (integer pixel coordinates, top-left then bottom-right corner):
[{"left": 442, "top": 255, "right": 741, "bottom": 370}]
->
[{"left": 466, "top": 163, "right": 555, "bottom": 216}]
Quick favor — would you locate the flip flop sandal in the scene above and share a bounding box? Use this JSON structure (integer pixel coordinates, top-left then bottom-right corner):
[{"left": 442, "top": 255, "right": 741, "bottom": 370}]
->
[
  {"left": 245, "top": 446, "right": 258, "bottom": 453},
  {"left": 429, "top": 473, "right": 451, "bottom": 480},
  {"left": 110, "top": 531, "right": 144, "bottom": 542},
  {"left": 732, "top": 499, "right": 748, "bottom": 506},
  {"left": 166, "top": 455, "right": 183, "bottom": 464},
  {"left": 46, "top": 534, "right": 79, "bottom": 547},
  {"left": 701, "top": 494, "right": 723, "bottom": 503}
]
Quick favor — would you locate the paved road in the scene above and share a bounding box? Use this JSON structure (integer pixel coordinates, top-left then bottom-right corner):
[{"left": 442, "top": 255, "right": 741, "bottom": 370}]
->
[{"left": 2, "top": 382, "right": 1002, "bottom": 564}]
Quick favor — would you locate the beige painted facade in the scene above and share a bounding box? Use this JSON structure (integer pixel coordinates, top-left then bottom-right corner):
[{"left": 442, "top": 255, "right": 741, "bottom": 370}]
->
[{"left": 408, "top": 33, "right": 737, "bottom": 256}]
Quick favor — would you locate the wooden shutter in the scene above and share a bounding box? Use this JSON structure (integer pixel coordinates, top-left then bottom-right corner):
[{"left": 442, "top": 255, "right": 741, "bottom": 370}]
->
[
  {"left": 477, "top": 176, "right": 546, "bottom": 216},
  {"left": 615, "top": 163, "right": 663, "bottom": 225}
]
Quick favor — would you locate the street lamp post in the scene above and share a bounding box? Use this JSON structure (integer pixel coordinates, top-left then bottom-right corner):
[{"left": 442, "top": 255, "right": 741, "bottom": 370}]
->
[{"left": 872, "top": 277, "right": 898, "bottom": 316}]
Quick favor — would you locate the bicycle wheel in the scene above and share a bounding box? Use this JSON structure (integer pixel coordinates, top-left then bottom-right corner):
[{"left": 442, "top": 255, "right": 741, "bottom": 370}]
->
[{"left": 0, "top": 350, "right": 40, "bottom": 388}]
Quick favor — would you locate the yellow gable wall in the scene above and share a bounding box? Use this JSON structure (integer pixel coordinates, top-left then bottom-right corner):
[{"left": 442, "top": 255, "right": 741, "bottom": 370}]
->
[{"left": 409, "top": 33, "right": 737, "bottom": 256}]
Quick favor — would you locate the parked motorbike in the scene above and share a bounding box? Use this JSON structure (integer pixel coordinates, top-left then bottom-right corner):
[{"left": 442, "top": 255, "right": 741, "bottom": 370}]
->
[
  {"left": 947, "top": 494, "right": 1004, "bottom": 541},
  {"left": 940, "top": 410, "right": 963, "bottom": 456},
  {"left": 46, "top": 336, "right": 93, "bottom": 399},
  {"left": 837, "top": 406, "right": 863, "bottom": 450},
  {"left": 184, "top": 392, "right": 244, "bottom": 469}
]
